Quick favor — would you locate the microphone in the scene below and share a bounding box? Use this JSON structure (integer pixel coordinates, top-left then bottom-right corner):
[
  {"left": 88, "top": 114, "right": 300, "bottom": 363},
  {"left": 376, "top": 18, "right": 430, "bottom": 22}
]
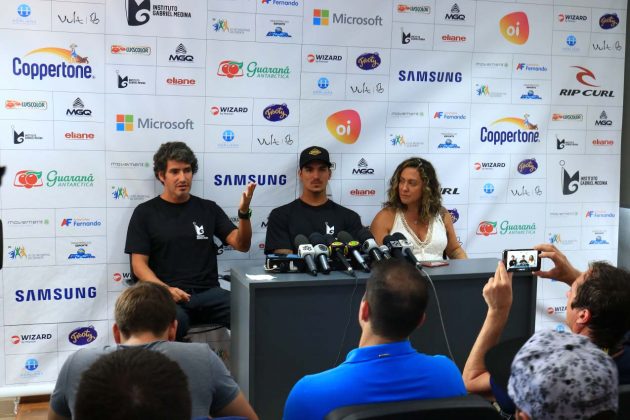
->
[
  {"left": 391, "top": 232, "right": 421, "bottom": 266},
  {"left": 378, "top": 245, "right": 392, "bottom": 260},
  {"left": 337, "top": 231, "right": 370, "bottom": 272},
  {"left": 294, "top": 234, "right": 318, "bottom": 276},
  {"left": 325, "top": 234, "right": 354, "bottom": 274},
  {"left": 357, "top": 228, "right": 384, "bottom": 264},
  {"left": 308, "top": 232, "right": 331, "bottom": 274},
  {"left": 383, "top": 234, "right": 405, "bottom": 260}
]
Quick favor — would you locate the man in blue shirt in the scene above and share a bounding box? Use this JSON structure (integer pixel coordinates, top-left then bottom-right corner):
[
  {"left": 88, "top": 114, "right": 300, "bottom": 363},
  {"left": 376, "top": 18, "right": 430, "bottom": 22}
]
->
[{"left": 283, "top": 259, "right": 466, "bottom": 420}]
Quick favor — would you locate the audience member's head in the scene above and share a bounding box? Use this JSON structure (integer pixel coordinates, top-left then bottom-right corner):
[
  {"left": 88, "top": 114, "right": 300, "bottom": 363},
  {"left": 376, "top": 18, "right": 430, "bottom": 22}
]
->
[
  {"left": 508, "top": 330, "right": 617, "bottom": 420},
  {"left": 568, "top": 262, "right": 630, "bottom": 349},
  {"left": 74, "top": 347, "right": 191, "bottom": 420},
  {"left": 115, "top": 282, "right": 176, "bottom": 340},
  {"left": 363, "top": 259, "right": 428, "bottom": 341}
]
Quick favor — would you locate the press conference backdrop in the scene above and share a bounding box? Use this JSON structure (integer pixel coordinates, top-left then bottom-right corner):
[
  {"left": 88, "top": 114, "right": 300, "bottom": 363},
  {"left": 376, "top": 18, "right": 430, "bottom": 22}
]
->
[{"left": 0, "top": 0, "right": 624, "bottom": 395}]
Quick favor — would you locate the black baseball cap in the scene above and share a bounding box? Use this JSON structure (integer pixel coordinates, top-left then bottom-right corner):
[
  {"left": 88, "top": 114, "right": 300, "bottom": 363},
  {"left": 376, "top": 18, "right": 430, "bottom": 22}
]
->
[{"left": 299, "top": 146, "right": 332, "bottom": 169}]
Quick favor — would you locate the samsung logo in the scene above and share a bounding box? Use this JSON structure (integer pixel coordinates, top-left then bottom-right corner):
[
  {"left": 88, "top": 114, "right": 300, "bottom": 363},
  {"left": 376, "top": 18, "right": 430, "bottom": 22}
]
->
[
  {"left": 398, "top": 70, "right": 462, "bottom": 83},
  {"left": 213, "top": 174, "right": 287, "bottom": 186},
  {"left": 15, "top": 287, "right": 97, "bottom": 302}
]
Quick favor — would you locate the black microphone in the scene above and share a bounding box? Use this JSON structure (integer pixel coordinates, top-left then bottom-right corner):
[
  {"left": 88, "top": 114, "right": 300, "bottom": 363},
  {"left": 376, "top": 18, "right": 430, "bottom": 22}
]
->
[
  {"left": 308, "top": 232, "right": 331, "bottom": 274},
  {"left": 383, "top": 234, "right": 405, "bottom": 260},
  {"left": 357, "top": 228, "right": 384, "bottom": 264},
  {"left": 391, "top": 232, "right": 421, "bottom": 266},
  {"left": 337, "top": 231, "right": 370, "bottom": 272},
  {"left": 294, "top": 234, "right": 318, "bottom": 276},
  {"left": 325, "top": 234, "right": 354, "bottom": 274}
]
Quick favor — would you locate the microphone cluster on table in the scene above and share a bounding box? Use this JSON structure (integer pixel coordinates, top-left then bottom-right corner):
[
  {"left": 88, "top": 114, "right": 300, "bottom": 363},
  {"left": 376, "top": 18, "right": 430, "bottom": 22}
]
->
[{"left": 264, "top": 228, "right": 422, "bottom": 276}]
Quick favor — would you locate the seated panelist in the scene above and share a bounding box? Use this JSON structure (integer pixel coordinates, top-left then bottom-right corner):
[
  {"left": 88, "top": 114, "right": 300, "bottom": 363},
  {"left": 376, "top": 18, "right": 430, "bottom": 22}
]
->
[{"left": 370, "top": 157, "right": 466, "bottom": 261}]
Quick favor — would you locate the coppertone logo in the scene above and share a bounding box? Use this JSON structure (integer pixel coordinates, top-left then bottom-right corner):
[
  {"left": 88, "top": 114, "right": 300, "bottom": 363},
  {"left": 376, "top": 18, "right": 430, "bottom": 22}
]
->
[
  {"left": 12, "top": 44, "right": 93, "bottom": 81},
  {"left": 5, "top": 99, "right": 47, "bottom": 110},
  {"left": 110, "top": 45, "right": 151, "bottom": 55},
  {"left": 355, "top": 53, "right": 380, "bottom": 70},
  {"left": 125, "top": 0, "right": 192, "bottom": 26},
  {"left": 263, "top": 103, "right": 289, "bottom": 122},
  {"left": 68, "top": 325, "right": 97, "bottom": 346}
]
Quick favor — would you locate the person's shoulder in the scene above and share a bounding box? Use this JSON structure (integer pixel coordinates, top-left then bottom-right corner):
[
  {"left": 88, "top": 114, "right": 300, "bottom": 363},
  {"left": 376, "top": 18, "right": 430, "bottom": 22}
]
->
[
  {"left": 372, "top": 207, "right": 396, "bottom": 223},
  {"left": 133, "top": 196, "right": 161, "bottom": 212},
  {"left": 270, "top": 199, "right": 300, "bottom": 214}
]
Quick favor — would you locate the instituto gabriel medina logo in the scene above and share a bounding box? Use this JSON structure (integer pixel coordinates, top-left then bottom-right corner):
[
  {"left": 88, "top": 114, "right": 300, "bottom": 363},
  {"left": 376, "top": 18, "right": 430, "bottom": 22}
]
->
[
  {"left": 500, "top": 11, "right": 529, "bottom": 45},
  {"left": 12, "top": 44, "right": 93, "bottom": 80},
  {"left": 326, "top": 110, "right": 361, "bottom": 144}
]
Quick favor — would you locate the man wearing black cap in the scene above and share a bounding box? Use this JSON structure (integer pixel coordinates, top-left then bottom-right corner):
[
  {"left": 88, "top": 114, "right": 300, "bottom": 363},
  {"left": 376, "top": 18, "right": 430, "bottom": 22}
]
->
[{"left": 264, "top": 146, "right": 363, "bottom": 254}]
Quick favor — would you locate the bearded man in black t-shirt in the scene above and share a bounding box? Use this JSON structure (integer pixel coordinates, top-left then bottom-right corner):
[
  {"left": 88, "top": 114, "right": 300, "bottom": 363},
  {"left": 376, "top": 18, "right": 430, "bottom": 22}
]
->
[
  {"left": 125, "top": 142, "right": 256, "bottom": 340},
  {"left": 264, "top": 146, "right": 363, "bottom": 254}
]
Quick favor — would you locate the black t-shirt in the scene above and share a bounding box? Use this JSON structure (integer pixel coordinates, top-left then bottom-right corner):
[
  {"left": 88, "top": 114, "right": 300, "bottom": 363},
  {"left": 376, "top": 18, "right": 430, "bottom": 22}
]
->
[
  {"left": 264, "top": 199, "right": 364, "bottom": 253},
  {"left": 125, "top": 195, "right": 236, "bottom": 289}
]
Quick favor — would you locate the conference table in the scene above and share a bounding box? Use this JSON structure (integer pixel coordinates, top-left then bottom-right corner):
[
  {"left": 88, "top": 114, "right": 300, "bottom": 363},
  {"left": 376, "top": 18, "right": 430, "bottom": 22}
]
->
[{"left": 230, "top": 258, "right": 536, "bottom": 420}]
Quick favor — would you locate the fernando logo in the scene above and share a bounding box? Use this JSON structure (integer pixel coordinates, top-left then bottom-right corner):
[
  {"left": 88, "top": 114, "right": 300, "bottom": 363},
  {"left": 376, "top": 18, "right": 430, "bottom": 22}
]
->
[
  {"left": 326, "top": 110, "right": 361, "bottom": 144},
  {"left": 500, "top": 11, "right": 529, "bottom": 45}
]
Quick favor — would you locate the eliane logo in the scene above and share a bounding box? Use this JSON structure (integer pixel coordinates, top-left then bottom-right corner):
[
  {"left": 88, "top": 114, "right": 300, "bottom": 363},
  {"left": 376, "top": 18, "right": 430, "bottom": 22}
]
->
[
  {"left": 500, "top": 11, "right": 529, "bottom": 45},
  {"left": 326, "top": 110, "right": 361, "bottom": 144}
]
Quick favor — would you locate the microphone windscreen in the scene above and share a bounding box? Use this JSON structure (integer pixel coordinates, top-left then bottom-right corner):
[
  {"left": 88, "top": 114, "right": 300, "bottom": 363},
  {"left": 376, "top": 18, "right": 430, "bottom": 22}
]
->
[
  {"left": 294, "top": 234, "right": 310, "bottom": 248},
  {"left": 324, "top": 234, "right": 336, "bottom": 246},
  {"left": 382, "top": 234, "right": 397, "bottom": 245},
  {"left": 309, "top": 232, "right": 326, "bottom": 246},
  {"left": 391, "top": 232, "right": 408, "bottom": 241},
  {"left": 336, "top": 231, "right": 353, "bottom": 244},
  {"left": 357, "top": 227, "right": 374, "bottom": 243}
]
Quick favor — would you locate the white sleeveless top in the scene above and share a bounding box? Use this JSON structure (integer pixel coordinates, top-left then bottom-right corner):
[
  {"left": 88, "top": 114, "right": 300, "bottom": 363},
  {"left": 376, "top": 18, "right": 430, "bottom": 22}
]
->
[{"left": 391, "top": 210, "right": 448, "bottom": 261}]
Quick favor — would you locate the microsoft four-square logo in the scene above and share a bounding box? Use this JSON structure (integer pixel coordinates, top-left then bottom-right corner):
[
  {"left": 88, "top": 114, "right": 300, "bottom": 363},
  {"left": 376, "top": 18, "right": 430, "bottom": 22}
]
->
[
  {"left": 313, "top": 9, "right": 329, "bottom": 26},
  {"left": 116, "top": 114, "right": 134, "bottom": 131}
]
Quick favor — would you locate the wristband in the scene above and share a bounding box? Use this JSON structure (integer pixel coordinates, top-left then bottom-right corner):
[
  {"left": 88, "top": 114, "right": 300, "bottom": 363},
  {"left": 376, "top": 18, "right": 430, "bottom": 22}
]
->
[{"left": 238, "top": 208, "right": 252, "bottom": 220}]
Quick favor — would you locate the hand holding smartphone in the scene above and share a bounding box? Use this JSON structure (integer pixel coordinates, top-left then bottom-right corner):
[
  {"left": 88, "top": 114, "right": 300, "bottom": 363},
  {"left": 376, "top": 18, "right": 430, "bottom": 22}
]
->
[{"left": 502, "top": 249, "right": 541, "bottom": 272}]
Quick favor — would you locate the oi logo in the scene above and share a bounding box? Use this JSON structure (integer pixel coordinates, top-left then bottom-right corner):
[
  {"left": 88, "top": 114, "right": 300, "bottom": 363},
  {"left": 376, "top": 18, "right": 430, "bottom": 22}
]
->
[
  {"left": 326, "top": 110, "right": 361, "bottom": 144},
  {"left": 500, "top": 12, "right": 529, "bottom": 45}
]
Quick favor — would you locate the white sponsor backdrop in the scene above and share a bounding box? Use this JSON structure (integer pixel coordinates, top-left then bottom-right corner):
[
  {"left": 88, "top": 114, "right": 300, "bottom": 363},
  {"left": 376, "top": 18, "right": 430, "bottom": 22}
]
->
[{"left": 0, "top": 0, "right": 625, "bottom": 394}]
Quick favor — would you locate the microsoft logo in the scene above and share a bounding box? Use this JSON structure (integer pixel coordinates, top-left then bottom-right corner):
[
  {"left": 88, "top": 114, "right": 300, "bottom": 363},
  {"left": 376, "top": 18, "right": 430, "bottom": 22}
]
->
[
  {"left": 116, "top": 114, "right": 134, "bottom": 131},
  {"left": 313, "top": 9, "right": 329, "bottom": 26}
]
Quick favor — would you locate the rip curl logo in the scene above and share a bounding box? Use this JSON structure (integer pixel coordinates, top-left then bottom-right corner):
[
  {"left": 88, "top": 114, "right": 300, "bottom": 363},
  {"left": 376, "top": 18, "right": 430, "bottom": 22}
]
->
[
  {"left": 572, "top": 66, "right": 598, "bottom": 87},
  {"left": 193, "top": 222, "right": 208, "bottom": 240}
]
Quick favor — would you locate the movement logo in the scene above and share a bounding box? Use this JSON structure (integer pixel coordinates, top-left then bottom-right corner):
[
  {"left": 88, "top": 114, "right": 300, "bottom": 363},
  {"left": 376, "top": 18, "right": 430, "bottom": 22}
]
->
[
  {"left": 559, "top": 67, "right": 614, "bottom": 98},
  {"left": 12, "top": 44, "right": 92, "bottom": 80},
  {"left": 326, "top": 110, "right": 361, "bottom": 144},
  {"left": 5, "top": 100, "right": 47, "bottom": 110},
  {"left": 66, "top": 97, "right": 92, "bottom": 116},
  {"left": 168, "top": 43, "right": 193, "bottom": 62},
  {"left": 480, "top": 114, "right": 540, "bottom": 145},
  {"left": 14, "top": 170, "right": 43, "bottom": 188},
  {"left": 599, "top": 13, "right": 619, "bottom": 30},
  {"left": 110, "top": 45, "right": 151, "bottom": 55},
  {"left": 312, "top": 8, "right": 383, "bottom": 26},
  {"left": 356, "top": 53, "right": 380, "bottom": 70},
  {"left": 263, "top": 104, "right": 289, "bottom": 122},
  {"left": 125, "top": 0, "right": 191, "bottom": 26},
  {"left": 500, "top": 12, "right": 529, "bottom": 45}
]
